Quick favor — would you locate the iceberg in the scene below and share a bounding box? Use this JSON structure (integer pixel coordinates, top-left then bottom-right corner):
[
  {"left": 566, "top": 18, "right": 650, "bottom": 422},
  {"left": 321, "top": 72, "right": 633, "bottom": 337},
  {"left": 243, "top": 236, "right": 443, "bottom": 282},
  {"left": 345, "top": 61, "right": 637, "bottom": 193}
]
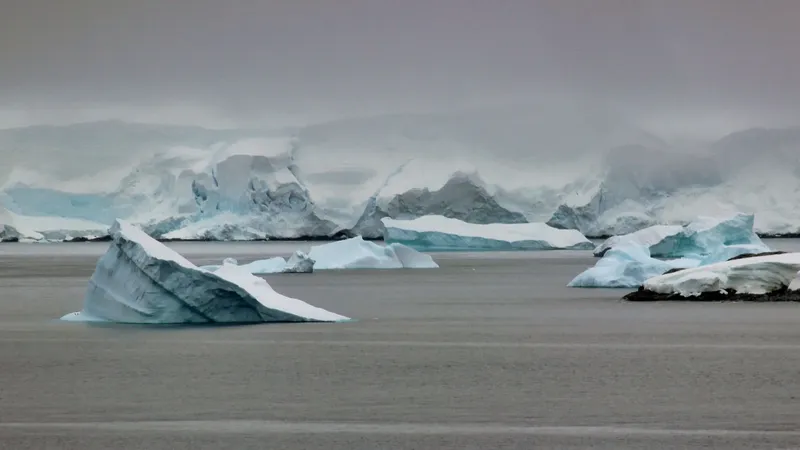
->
[
  {"left": 382, "top": 215, "right": 593, "bottom": 251},
  {"left": 308, "top": 236, "right": 439, "bottom": 270},
  {"left": 594, "top": 213, "right": 769, "bottom": 258},
  {"left": 62, "top": 219, "right": 348, "bottom": 324},
  {"left": 284, "top": 250, "right": 315, "bottom": 273},
  {"left": 568, "top": 245, "right": 701, "bottom": 288},
  {"left": 202, "top": 238, "right": 436, "bottom": 274},
  {"left": 624, "top": 252, "right": 800, "bottom": 301}
]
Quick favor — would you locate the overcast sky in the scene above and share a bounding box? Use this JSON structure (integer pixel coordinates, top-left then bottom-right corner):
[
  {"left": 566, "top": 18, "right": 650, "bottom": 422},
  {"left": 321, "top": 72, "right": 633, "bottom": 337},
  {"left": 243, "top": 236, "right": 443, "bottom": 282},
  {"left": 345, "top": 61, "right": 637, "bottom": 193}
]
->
[{"left": 2, "top": 0, "right": 798, "bottom": 136}]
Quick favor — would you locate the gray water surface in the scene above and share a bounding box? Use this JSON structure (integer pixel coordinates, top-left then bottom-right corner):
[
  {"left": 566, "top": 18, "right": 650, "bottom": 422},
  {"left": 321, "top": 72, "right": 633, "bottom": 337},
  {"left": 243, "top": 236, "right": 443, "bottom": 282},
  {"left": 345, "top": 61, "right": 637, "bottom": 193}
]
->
[{"left": 1, "top": 242, "right": 800, "bottom": 449}]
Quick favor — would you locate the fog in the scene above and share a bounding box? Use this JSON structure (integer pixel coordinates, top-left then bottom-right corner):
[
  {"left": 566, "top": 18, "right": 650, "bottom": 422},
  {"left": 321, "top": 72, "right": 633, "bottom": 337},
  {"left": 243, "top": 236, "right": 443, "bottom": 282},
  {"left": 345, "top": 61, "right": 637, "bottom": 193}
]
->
[{"left": 2, "top": 0, "right": 799, "bottom": 140}]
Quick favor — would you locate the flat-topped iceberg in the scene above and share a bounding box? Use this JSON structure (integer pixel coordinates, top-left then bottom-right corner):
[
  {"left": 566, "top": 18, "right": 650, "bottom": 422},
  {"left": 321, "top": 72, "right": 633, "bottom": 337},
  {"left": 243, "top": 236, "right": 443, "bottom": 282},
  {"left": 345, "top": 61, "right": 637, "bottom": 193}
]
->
[
  {"left": 568, "top": 245, "right": 701, "bottom": 288},
  {"left": 594, "top": 213, "right": 769, "bottom": 258},
  {"left": 381, "top": 215, "right": 593, "bottom": 251},
  {"left": 62, "top": 219, "right": 348, "bottom": 324},
  {"left": 623, "top": 252, "right": 800, "bottom": 301}
]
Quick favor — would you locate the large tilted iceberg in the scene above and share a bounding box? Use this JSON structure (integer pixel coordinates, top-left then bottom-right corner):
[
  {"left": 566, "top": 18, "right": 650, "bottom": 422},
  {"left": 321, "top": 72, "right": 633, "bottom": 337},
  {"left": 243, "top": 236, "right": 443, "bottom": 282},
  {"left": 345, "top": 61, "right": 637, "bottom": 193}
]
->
[
  {"left": 382, "top": 215, "right": 593, "bottom": 251},
  {"left": 593, "top": 213, "right": 769, "bottom": 258},
  {"left": 623, "top": 253, "right": 800, "bottom": 301},
  {"left": 61, "top": 220, "right": 348, "bottom": 324}
]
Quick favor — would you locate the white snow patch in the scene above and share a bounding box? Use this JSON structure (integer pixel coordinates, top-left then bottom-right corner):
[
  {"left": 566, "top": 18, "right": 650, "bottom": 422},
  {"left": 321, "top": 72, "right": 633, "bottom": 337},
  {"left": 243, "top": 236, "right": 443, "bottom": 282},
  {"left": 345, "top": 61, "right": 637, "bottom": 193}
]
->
[{"left": 643, "top": 252, "right": 800, "bottom": 297}]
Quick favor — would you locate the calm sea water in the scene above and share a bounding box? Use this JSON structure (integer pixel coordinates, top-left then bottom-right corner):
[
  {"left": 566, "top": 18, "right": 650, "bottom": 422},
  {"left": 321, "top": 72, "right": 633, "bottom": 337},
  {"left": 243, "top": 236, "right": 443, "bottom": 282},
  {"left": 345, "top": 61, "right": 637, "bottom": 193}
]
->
[{"left": 1, "top": 241, "right": 800, "bottom": 449}]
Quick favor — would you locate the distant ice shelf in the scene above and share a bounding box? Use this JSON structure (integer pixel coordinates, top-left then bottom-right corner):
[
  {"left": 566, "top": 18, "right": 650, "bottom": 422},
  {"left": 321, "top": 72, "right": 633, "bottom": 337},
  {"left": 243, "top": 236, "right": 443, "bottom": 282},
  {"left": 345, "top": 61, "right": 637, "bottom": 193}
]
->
[{"left": 4, "top": 120, "right": 800, "bottom": 242}]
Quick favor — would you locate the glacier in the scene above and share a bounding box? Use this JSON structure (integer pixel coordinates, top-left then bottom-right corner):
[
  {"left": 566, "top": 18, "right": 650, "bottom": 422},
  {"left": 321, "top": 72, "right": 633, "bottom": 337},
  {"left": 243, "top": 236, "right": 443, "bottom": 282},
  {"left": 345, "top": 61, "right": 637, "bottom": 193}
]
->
[
  {"left": 62, "top": 219, "right": 348, "bottom": 324},
  {"left": 383, "top": 215, "right": 593, "bottom": 251},
  {"left": 3, "top": 118, "right": 800, "bottom": 241},
  {"left": 623, "top": 252, "right": 800, "bottom": 301}
]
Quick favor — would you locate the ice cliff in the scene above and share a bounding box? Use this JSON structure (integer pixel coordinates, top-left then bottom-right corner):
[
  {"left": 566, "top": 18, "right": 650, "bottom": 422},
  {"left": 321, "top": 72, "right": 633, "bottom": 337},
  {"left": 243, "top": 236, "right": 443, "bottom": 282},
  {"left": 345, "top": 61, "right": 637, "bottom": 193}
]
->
[
  {"left": 61, "top": 219, "right": 348, "bottom": 323},
  {"left": 3, "top": 117, "right": 800, "bottom": 241}
]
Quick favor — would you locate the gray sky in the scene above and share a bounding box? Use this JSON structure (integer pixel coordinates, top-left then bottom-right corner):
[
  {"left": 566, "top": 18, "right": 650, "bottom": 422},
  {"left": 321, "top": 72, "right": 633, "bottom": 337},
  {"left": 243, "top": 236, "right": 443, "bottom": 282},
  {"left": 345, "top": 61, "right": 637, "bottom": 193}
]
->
[{"left": 2, "top": 0, "right": 799, "bottom": 136}]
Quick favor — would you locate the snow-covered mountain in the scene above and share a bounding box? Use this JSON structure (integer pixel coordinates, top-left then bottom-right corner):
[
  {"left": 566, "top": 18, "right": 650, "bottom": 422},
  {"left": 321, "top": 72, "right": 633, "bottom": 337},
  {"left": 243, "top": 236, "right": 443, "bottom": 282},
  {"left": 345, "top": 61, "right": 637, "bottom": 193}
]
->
[{"left": 2, "top": 113, "right": 799, "bottom": 242}]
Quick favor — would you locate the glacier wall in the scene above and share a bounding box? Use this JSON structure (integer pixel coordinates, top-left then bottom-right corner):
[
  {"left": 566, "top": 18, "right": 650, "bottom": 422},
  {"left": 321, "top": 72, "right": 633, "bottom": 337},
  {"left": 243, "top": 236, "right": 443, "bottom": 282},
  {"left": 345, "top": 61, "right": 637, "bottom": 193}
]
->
[{"left": 2, "top": 115, "right": 800, "bottom": 241}]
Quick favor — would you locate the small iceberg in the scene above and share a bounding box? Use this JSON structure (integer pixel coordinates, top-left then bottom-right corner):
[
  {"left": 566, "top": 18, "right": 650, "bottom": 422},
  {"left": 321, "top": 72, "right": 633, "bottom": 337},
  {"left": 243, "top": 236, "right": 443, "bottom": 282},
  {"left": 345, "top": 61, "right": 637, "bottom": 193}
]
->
[
  {"left": 623, "top": 252, "right": 800, "bottom": 301},
  {"left": 568, "top": 245, "right": 700, "bottom": 288},
  {"left": 283, "top": 250, "right": 315, "bottom": 273},
  {"left": 62, "top": 219, "right": 348, "bottom": 324},
  {"left": 202, "top": 237, "right": 438, "bottom": 274},
  {"left": 594, "top": 213, "right": 769, "bottom": 258},
  {"left": 381, "top": 215, "right": 593, "bottom": 251},
  {"left": 308, "top": 236, "right": 439, "bottom": 270}
]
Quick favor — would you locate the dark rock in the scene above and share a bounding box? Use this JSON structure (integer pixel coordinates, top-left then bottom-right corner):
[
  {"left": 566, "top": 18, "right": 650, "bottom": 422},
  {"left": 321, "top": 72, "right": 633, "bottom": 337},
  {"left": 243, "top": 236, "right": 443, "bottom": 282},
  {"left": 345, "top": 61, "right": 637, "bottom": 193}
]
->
[
  {"left": 623, "top": 286, "right": 800, "bottom": 302},
  {"left": 726, "top": 251, "right": 787, "bottom": 261}
]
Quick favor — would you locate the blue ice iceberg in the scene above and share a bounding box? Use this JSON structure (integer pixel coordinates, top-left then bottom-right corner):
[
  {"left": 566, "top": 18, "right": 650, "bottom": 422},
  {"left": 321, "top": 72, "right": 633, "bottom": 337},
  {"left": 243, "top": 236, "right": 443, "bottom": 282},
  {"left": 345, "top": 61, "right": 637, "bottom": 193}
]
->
[
  {"left": 381, "top": 215, "right": 593, "bottom": 251},
  {"left": 568, "top": 245, "right": 701, "bottom": 288},
  {"left": 594, "top": 213, "right": 769, "bottom": 258},
  {"left": 61, "top": 220, "right": 348, "bottom": 324},
  {"left": 573, "top": 213, "right": 774, "bottom": 288}
]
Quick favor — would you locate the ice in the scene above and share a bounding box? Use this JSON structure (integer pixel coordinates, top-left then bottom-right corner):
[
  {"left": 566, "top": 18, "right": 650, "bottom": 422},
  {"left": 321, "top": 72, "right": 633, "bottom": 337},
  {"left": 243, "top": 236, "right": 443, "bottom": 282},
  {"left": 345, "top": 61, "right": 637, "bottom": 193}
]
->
[
  {"left": 284, "top": 251, "right": 315, "bottom": 273},
  {"left": 572, "top": 214, "right": 773, "bottom": 288},
  {"left": 308, "top": 236, "right": 439, "bottom": 270},
  {"left": 200, "top": 254, "right": 310, "bottom": 274},
  {"left": 5, "top": 120, "right": 800, "bottom": 241},
  {"left": 568, "top": 245, "right": 701, "bottom": 288},
  {"left": 204, "top": 238, "right": 435, "bottom": 273},
  {"left": 639, "top": 252, "right": 800, "bottom": 297},
  {"left": 594, "top": 213, "right": 769, "bottom": 258},
  {"left": 382, "top": 215, "right": 593, "bottom": 251},
  {"left": 61, "top": 219, "right": 348, "bottom": 324}
]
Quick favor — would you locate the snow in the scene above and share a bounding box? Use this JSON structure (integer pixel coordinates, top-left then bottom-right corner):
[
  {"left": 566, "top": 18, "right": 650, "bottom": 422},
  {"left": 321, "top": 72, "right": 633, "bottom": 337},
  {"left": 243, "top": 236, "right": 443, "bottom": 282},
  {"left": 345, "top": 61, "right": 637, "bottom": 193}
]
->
[
  {"left": 568, "top": 245, "right": 701, "bottom": 288},
  {"left": 642, "top": 252, "right": 800, "bottom": 297},
  {"left": 382, "top": 215, "right": 593, "bottom": 251},
  {"left": 62, "top": 219, "right": 348, "bottom": 324},
  {"left": 594, "top": 213, "right": 769, "bottom": 258},
  {"left": 308, "top": 236, "right": 439, "bottom": 270},
  {"left": 4, "top": 120, "right": 800, "bottom": 241}
]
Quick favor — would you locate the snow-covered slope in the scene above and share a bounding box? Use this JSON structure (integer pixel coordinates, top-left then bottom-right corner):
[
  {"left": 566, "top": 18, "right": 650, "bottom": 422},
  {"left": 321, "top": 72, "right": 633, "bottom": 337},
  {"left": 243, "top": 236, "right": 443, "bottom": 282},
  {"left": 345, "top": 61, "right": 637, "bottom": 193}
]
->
[{"left": 3, "top": 116, "right": 800, "bottom": 241}]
